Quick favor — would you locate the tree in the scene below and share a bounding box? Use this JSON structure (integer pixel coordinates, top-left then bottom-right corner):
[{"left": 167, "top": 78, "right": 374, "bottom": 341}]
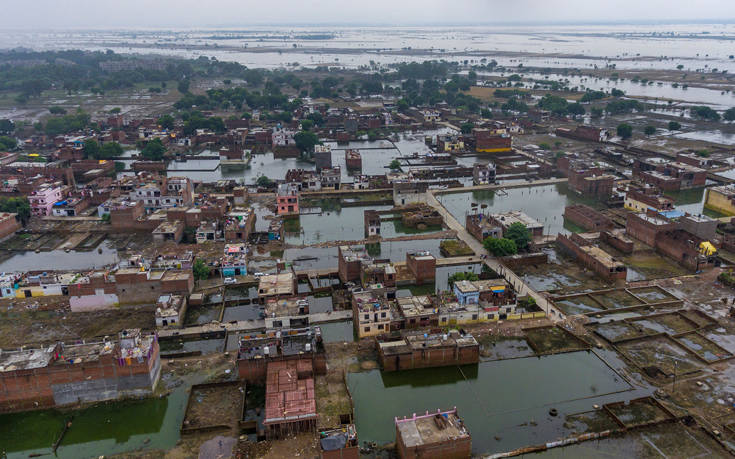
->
[
  {"left": 177, "top": 79, "right": 190, "bottom": 94},
  {"left": 0, "top": 119, "right": 14, "bottom": 135},
  {"left": 256, "top": 175, "right": 273, "bottom": 188},
  {"left": 389, "top": 159, "right": 401, "bottom": 170},
  {"left": 300, "top": 119, "right": 314, "bottom": 131},
  {"left": 617, "top": 123, "right": 633, "bottom": 139},
  {"left": 0, "top": 197, "right": 30, "bottom": 224},
  {"left": 140, "top": 138, "right": 166, "bottom": 160},
  {"left": 83, "top": 139, "right": 100, "bottom": 159},
  {"left": 48, "top": 106, "right": 67, "bottom": 115},
  {"left": 610, "top": 88, "right": 625, "bottom": 98},
  {"left": 668, "top": 121, "right": 681, "bottom": 131},
  {"left": 483, "top": 237, "right": 517, "bottom": 256},
  {"left": 590, "top": 107, "right": 603, "bottom": 119},
  {"left": 98, "top": 142, "right": 123, "bottom": 159},
  {"left": 193, "top": 259, "right": 210, "bottom": 281},
  {"left": 644, "top": 125, "right": 657, "bottom": 136},
  {"left": 0, "top": 136, "right": 17, "bottom": 151},
  {"left": 724, "top": 108, "right": 735, "bottom": 121},
  {"left": 294, "top": 130, "right": 320, "bottom": 154},
  {"left": 448, "top": 271, "right": 480, "bottom": 288},
  {"left": 691, "top": 105, "right": 720, "bottom": 121},
  {"left": 568, "top": 103, "right": 585, "bottom": 117},
  {"left": 157, "top": 114, "right": 175, "bottom": 130},
  {"left": 537, "top": 93, "right": 569, "bottom": 116},
  {"left": 505, "top": 222, "right": 531, "bottom": 251},
  {"left": 460, "top": 122, "right": 474, "bottom": 134}
]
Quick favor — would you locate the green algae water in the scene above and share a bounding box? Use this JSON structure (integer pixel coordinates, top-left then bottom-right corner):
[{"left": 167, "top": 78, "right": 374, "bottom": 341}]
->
[
  {"left": 0, "top": 387, "right": 188, "bottom": 458},
  {"left": 347, "top": 351, "right": 639, "bottom": 455}
]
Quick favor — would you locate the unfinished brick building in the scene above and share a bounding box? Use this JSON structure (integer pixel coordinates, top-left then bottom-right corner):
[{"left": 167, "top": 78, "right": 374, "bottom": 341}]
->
[
  {"left": 406, "top": 251, "right": 437, "bottom": 284},
  {"left": 263, "top": 359, "right": 317, "bottom": 439},
  {"left": 633, "top": 159, "right": 706, "bottom": 191},
  {"left": 237, "top": 327, "right": 326, "bottom": 383},
  {"left": 557, "top": 233, "right": 627, "bottom": 281},
  {"left": 625, "top": 211, "right": 678, "bottom": 247},
  {"left": 563, "top": 204, "right": 613, "bottom": 232},
  {"left": 0, "top": 329, "right": 160, "bottom": 413},
  {"left": 378, "top": 331, "right": 480, "bottom": 372}
]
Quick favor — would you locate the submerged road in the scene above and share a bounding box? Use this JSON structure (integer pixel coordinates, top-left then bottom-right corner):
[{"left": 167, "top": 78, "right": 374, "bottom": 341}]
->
[{"left": 425, "top": 184, "right": 564, "bottom": 322}]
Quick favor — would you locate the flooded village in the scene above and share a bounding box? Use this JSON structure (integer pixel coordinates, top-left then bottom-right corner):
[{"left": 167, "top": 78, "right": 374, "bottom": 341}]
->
[{"left": 4, "top": 17, "right": 735, "bottom": 459}]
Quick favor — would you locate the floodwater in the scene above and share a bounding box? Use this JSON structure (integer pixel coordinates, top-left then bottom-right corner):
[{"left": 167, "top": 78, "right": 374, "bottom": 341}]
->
[
  {"left": 665, "top": 187, "right": 722, "bottom": 217},
  {"left": 675, "top": 129, "right": 735, "bottom": 145},
  {"left": 284, "top": 238, "right": 448, "bottom": 271},
  {"left": 160, "top": 337, "right": 225, "bottom": 355},
  {"left": 0, "top": 240, "right": 119, "bottom": 272},
  {"left": 285, "top": 201, "right": 446, "bottom": 245},
  {"left": 478, "top": 70, "right": 735, "bottom": 109},
  {"left": 347, "top": 351, "right": 635, "bottom": 455},
  {"left": 0, "top": 385, "right": 188, "bottom": 458},
  {"left": 10, "top": 24, "right": 735, "bottom": 73},
  {"left": 439, "top": 183, "right": 602, "bottom": 236},
  {"left": 318, "top": 320, "right": 355, "bottom": 343},
  {"left": 119, "top": 129, "right": 453, "bottom": 186}
]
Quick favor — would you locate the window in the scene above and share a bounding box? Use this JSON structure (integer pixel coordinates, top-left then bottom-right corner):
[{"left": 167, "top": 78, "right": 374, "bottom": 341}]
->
[
  {"left": 364, "top": 327, "right": 370, "bottom": 333},
  {"left": 378, "top": 324, "right": 384, "bottom": 330},
  {"left": 364, "top": 314, "right": 369, "bottom": 320},
  {"left": 472, "top": 314, "right": 478, "bottom": 320},
  {"left": 441, "top": 317, "right": 447, "bottom": 323},
  {"left": 380, "top": 312, "right": 386, "bottom": 318}
]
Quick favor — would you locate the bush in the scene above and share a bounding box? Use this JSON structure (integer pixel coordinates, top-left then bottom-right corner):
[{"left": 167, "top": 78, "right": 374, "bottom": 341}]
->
[
  {"left": 668, "top": 121, "right": 681, "bottom": 131},
  {"left": 506, "top": 222, "right": 531, "bottom": 251},
  {"left": 448, "top": 271, "right": 479, "bottom": 288},
  {"left": 719, "top": 271, "right": 735, "bottom": 288},
  {"left": 644, "top": 125, "right": 656, "bottom": 136}
]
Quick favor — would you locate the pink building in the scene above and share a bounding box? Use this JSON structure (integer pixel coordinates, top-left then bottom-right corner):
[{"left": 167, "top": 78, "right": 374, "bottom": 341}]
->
[
  {"left": 29, "top": 184, "right": 63, "bottom": 217},
  {"left": 276, "top": 183, "right": 299, "bottom": 216}
]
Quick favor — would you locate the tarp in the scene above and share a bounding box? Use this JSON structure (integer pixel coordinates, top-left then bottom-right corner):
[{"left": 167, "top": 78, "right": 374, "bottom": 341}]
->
[
  {"left": 320, "top": 433, "right": 347, "bottom": 451},
  {"left": 700, "top": 241, "right": 717, "bottom": 256}
]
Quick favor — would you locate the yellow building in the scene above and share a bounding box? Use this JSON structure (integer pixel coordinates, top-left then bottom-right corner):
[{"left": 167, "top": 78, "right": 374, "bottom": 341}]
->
[{"left": 705, "top": 185, "right": 735, "bottom": 216}]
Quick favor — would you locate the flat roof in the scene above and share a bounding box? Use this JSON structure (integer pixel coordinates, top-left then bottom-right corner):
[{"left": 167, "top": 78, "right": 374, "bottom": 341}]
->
[
  {"left": 396, "top": 409, "right": 470, "bottom": 448},
  {"left": 258, "top": 273, "right": 295, "bottom": 296}
]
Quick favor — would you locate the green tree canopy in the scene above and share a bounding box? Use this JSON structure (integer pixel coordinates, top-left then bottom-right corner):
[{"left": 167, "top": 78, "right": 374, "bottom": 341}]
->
[
  {"left": 192, "top": 259, "right": 210, "bottom": 281},
  {"left": 83, "top": 139, "right": 100, "bottom": 159},
  {"left": 294, "top": 130, "right": 320, "bottom": 154},
  {"left": 0, "top": 136, "right": 17, "bottom": 151},
  {"left": 483, "top": 237, "right": 518, "bottom": 256},
  {"left": 140, "top": 138, "right": 166, "bottom": 161},
  {"left": 157, "top": 114, "right": 175, "bottom": 130},
  {"left": 256, "top": 175, "right": 273, "bottom": 188},
  {"left": 0, "top": 119, "right": 14, "bottom": 135},
  {"left": 0, "top": 197, "right": 30, "bottom": 223},
  {"left": 97, "top": 141, "right": 123, "bottom": 159},
  {"left": 617, "top": 123, "right": 633, "bottom": 139},
  {"left": 505, "top": 222, "right": 531, "bottom": 251},
  {"left": 644, "top": 125, "right": 656, "bottom": 136},
  {"left": 668, "top": 121, "right": 681, "bottom": 131}
]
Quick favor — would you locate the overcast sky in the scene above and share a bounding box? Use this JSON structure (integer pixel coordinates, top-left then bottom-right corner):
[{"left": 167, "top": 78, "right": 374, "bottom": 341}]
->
[{"left": 8, "top": 0, "right": 735, "bottom": 29}]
